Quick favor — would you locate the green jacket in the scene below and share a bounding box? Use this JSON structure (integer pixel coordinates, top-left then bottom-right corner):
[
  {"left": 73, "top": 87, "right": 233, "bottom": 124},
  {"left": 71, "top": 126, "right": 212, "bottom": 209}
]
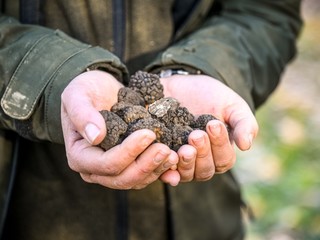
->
[{"left": 0, "top": 0, "right": 302, "bottom": 239}]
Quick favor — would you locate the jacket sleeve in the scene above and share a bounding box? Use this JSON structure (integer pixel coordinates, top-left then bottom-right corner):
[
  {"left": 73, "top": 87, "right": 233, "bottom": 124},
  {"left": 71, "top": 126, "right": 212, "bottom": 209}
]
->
[
  {"left": 0, "top": 15, "right": 129, "bottom": 144},
  {"left": 146, "top": 0, "right": 302, "bottom": 110}
]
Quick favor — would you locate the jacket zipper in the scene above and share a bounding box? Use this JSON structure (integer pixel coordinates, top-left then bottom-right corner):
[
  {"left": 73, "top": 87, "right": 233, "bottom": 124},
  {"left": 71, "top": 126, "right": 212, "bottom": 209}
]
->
[
  {"left": 112, "top": 0, "right": 126, "bottom": 61},
  {"left": 112, "top": 2, "right": 128, "bottom": 239}
]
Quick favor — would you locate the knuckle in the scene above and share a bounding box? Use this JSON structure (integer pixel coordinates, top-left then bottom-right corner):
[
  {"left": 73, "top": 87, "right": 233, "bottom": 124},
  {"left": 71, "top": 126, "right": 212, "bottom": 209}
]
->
[
  {"left": 67, "top": 157, "right": 78, "bottom": 172},
  {"left": 196, "top": 169, "right": 215, "bottom": 181},
  {"left": 80, "top": 173, "right": 92, "bottom": 183},
  {"left": 133, "top": 177, "right": 155, "bottom": 189},
  {"left": 133, "top": 184, "right": 148, "bottom": 190},
  {"left": 215, "top": 161, "right": 234, "bottom": 173},
  {"left": 137, "top": 166, "right": 153, "bottom": 175},
  {"left": 214, "top": 154, "right": 236, "bottom": 173},
  {"left": 180, "top": 172, "right": 194, "bottom": 182},
  {"left": 196, "top": 151, "right": 211, "bottom": 160},
  {"left": 134, "top": 161, "right": 154, "bottom": 175},
  {"left": 112, "top": 179, "right": 132, "bottom": 190},
  {"left": 179, "top": 164, "right": 193, "bottom": 172},
  {"left": 103, "top": 165, "right": 122, "bottom": 176},
  {"left": 180, "top": 156, "right": 195, "bottom": 168}
]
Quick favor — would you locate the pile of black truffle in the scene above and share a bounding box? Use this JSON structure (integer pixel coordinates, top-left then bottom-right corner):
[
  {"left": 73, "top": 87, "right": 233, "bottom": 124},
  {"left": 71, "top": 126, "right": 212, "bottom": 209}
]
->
[{"left": 99, "top": 71, "right": 217, "bottom": 151}]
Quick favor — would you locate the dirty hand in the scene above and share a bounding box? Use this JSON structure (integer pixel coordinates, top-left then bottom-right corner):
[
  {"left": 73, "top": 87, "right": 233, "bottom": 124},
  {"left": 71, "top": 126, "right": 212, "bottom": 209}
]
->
[
  {"left": 160, "top": 74, "right": 259, "bottom": 181},
  {"left": 61, "top": 70, "right": 180, "bottom": 189}
]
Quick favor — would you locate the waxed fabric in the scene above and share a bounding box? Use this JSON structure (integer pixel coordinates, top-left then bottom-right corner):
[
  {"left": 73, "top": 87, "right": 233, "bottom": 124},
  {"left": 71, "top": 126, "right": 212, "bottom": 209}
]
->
[
  {"left": 0, "top": 0, "right": 302, "bottom": 143},
  {"left": 0, "top": 0, "right": 302, "bottom": 239}
]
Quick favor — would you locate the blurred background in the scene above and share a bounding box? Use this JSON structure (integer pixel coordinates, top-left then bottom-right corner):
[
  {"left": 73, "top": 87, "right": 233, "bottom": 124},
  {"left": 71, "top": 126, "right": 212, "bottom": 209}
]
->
[{"left": 234, "top": 0, "right": 320, "bottom": 239}]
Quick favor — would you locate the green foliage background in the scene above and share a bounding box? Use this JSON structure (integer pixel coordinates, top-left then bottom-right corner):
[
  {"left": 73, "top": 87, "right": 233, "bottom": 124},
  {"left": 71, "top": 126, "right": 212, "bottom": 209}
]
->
[{"left": 234, "top": 1, "right": 320, "bottom": 239}]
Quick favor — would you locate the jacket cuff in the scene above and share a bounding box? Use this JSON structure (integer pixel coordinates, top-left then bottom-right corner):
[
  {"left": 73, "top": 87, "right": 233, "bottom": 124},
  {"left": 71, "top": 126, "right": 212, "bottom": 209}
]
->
[
  {"left": 1, "top": 29, "right": 128, "bottom": 143},
  {"left": 45, "top": 47, "right": 128, "bottom": 143}
]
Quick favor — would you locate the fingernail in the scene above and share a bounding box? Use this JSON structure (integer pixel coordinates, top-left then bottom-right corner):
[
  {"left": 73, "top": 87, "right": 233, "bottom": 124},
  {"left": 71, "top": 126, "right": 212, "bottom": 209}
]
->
[
  {"left": 209, "top": 121, "right": 221, "bottom": 135},
  {"left": 163, "top": 161, "right": 173, "bottom": 168},
  {"left": 182, "top": 155, "right": 193, "bottom": 164},
  {"left": 154, "top": 150, "right": 168, "bottom": 163},
  {"left": 141, "top": 134, "right": 155, "bottom": 148},
  {"left": 85, "top": 123, "right": 100, "bottom": 144},
  {"left": 192, "top": 134, "right": 205, "bottom": 147}
]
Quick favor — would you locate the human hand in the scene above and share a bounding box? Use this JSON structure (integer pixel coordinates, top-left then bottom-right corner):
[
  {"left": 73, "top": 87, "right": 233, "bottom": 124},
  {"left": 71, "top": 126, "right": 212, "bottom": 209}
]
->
[
  {"left": 61, "top": 70, "right": 180, "bottom": 189},
  {"left": 160, "top": 74, "right": 259, "bottom": 181}
]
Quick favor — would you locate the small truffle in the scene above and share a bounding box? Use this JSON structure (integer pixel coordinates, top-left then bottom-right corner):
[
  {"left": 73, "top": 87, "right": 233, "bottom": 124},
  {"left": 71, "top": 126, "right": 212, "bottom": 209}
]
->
[
  {"left": 99, "top": 110, "right": 128, "bottom": 151},
  {"left": 148, "top": 97, "right": 180, "bottom": 118},
  {"left": 171, "top": 125, "right": 193, "bottom": 151},
  {"left": 193, "top": 114, "right": 218, "bottom": 131},
  {"left": 111, "top": 102, "right": 133, "bottom": 113},
  {"left": 162, "top": 106, "right": 195, "bottom": 127},
  {"left": 117, "top": 87, "right": 145, "bottom": 106},
  {"left": 126, "top": 118, "right": 172, "bottom": 147},
  {"left": 128, "top": 71, "right": 164, "bottom": 104},
  {"left": 112, "top": 103, "right": 151, "bottom": 124}
]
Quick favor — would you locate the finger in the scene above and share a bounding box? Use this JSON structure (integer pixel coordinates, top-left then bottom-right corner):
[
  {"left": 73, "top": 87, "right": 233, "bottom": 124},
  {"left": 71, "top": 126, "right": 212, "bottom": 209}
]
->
[
  {"left": 61, "top": 103, "right": 83, "bottom": 147},
  {"left": 154, "top": 150, "right": 179, "bottom": 175},
  {"left": 177, "top": 145, "right": 197, "bottom": 182},
  {"left": 67, "top": 129, "right": 156, "bottom": 175},
  {"left": 226, "top": 103, "right": 259, "bottom": 150},
  {"left": 188, "top": 130, "right": 215, "bottom": 181},
  {"left": 232, "top": 116, "right": 259, "bottom": 151},
  {"left": 135, "top": 150, "right": 179, "bottom": 189},
  {"left": 159, "top": 169, "right": 181, "bottom": 187},
  {"left": 61, "top": 90, "right": 107, "bottom": 145},
  {"left": 83, "top": 143, "right": 172, "bottom": 189},
  {"left": 207, "top": 120, "right": 236, "bottom": 173}
]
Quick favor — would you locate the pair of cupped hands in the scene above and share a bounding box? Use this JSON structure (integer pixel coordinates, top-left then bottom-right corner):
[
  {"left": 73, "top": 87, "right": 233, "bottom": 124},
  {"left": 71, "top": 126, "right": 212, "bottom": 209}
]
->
[{"left": 61, "top": 70, "right": 258, "bottom": 189}]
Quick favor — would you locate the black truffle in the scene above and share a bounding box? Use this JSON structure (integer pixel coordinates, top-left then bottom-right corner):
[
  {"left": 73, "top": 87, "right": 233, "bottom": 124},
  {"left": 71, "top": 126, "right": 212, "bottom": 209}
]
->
[
  {"left": 148, "top": 97, "right": 180, "bottom": 118},
  {"left": 99, "top": 110, "right": 128, "bottom": 151},
  {"left": 128, "top": 70, "right": 164, "bottom": 104},
  {"left": 171, "top": 125, "right": 193, "bottom": 151},
  {"left": 98, "top": 71, "right": 226, "bottom": 152},
  {"left": 117, "top": 87, "right": 145, "bottom": 106},
  {"left": 193, "top": 114, "right": 218, "bottom": 131},
  {"left": 162, "top": 106, "right": 195, "bottom": 127},
  {"left": 126, "top": 118, "right": 172, "bottom": 147},
  {"left": 111, "top": 103, "right": 151, "bottom": 124}
]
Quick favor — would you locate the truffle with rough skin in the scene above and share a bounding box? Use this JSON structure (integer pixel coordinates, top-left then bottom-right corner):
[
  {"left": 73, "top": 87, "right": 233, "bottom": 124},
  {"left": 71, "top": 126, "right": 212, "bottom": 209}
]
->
[
  {"left": 112, "top": 103, "right": 151, "bottom": 124},
  {"left": 171, "top": 125, "right": 193, "bottom": 151},
  {"left": 128, "top": 70, "right": 164, "bottom": 104},
  {"left": 99, "top": 110, "right": 128, "bottom": 151},
  {"left": 126, "top": 118, "right": 172, "bottom": 147},
  {"left": 117, "top": 87, "right": 145, "bottom": 106},
  {"left": 99, "top": 71, "right": 226, "bottom": 152},
  {"left": 193, "top": 114, "right": 218, "bottom": 131},
  {"left": 148, "top": 97, "right": 180, "bottom": 118},
  {"left": 162, "top": 106, "right": 195, "bottom": 127},
  {"left": 110, "top": 101, "right": 132, "bottom": 113}
]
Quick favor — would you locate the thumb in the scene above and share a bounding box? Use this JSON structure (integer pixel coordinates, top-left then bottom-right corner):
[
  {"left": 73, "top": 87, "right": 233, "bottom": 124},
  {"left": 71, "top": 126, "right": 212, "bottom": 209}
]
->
[
  {"left": 82, "top": 111, "right": 107, "bottom": 145},
  {"left": 232, "top": 116, "right": 258, "bottom": 151},
  {"left": 61, "top": 92, "right": 107, "bottom": 146},
  {"left": 227, "top": 104, "right": 259, "bottom": 151}
]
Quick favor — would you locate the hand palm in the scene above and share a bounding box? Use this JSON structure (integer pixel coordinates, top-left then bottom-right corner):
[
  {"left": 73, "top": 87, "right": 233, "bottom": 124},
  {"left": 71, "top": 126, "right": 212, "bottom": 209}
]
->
[{"left": 160, "top": 74, "right": 258, "bottom": 151}]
